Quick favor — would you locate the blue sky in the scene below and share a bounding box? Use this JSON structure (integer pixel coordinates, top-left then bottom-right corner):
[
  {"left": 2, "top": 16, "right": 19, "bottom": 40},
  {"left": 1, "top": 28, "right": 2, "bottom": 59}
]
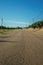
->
[{"left": 0, "top": 0, "right": 43, "bottom": 27}]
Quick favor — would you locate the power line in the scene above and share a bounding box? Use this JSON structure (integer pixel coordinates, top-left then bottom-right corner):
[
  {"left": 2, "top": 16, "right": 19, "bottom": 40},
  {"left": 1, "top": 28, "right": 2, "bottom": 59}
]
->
[
  {"left": 1, "top": 18, "right": 3, "bottom": 29},
  {"left": 32, "top": 10, "right": 43, "bottom": 23},
  {"left": 36, "top": 10, "right": 43, "bottom": 20}
]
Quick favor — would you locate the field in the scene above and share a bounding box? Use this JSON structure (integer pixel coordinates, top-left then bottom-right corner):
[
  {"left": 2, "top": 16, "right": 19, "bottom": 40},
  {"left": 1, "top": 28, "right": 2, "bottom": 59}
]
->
[{"left": 0, "top": 28, "right": 43, "bottom": 65}]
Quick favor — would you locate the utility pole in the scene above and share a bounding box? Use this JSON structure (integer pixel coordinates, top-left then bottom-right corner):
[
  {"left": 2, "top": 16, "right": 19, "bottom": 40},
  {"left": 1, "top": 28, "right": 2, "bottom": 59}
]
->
[
  {"left": 1, "top": 18, "right": 3, "bottom": 29},
  {"left": 32, "top": 18, "right": 34, "bottom": 23}
]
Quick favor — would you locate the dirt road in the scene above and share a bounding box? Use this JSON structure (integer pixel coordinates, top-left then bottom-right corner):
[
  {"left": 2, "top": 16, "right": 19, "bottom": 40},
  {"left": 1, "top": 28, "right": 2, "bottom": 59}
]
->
[{"left": 0, "top": 29, "right": 43, "bottom": 65}]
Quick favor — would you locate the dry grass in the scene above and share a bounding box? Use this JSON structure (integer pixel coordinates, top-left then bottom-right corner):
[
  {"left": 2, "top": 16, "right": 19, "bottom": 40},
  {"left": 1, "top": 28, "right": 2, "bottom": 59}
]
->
[
  {"left": 28, "top": 28, "right": 43, "bottom": 33},
  {"left": 0, "top": 29, "right": 18, "bottom": 35},
  {"left": 28, "top": 28, "right": 43, "bottom": 41},
  {"left": 33, "top": 28, "right": 43, "bottom": 36}
]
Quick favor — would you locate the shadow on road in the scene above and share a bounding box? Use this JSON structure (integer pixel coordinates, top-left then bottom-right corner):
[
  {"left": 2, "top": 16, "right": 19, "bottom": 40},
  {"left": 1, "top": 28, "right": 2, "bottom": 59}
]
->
[
  {"left": 0, "top": 40, "right": 19, "bottom": 43},
  {"left": 0, "top": 36, "right": 10, "bottom": 38}
]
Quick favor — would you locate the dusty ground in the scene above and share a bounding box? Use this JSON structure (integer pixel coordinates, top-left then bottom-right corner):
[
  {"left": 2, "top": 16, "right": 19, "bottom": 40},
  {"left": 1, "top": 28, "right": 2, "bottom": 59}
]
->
[{"left": 0, "top": 29, "right": 43, "bottom": 65}]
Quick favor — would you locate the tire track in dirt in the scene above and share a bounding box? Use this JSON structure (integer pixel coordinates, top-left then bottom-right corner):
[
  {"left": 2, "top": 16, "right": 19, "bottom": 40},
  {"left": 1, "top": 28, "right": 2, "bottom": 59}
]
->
[{"left": 0, "top": 30, "right": 25, "bottom": 65}]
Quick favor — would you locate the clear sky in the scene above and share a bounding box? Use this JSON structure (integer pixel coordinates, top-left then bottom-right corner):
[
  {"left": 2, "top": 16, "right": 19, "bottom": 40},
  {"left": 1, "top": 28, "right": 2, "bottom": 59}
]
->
[{"left": 0, "top": 0, "right": 43, "bottom": 27}]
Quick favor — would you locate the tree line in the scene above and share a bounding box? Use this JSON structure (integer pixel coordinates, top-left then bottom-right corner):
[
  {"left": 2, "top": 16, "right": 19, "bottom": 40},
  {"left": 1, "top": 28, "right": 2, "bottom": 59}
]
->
[
  {"left": 0, "top": 26, "right": 22, "bottom": 29},
  {"left": 28, "top": 20, "right": 43, "bottom": 29}
]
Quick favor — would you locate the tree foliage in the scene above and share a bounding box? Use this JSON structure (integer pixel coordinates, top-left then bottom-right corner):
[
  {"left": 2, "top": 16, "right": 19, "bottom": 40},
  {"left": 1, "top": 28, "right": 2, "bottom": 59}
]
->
[
  {"left": 28, "top": 20, "right": 43, "bottom": 29},
  {"left": 0, "top": 26, "right": 22, "bottom": 29}
]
